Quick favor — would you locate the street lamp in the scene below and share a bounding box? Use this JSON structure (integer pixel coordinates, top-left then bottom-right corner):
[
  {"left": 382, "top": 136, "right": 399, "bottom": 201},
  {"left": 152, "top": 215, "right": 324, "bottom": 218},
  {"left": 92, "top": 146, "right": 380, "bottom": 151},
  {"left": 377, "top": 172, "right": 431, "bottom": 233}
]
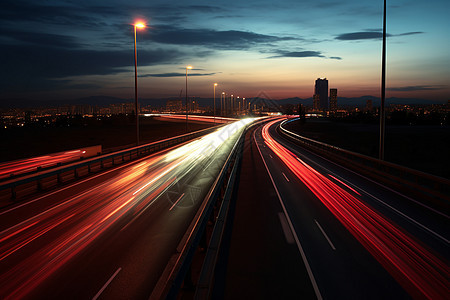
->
[
  {"left": 221, "top": 92, "right": 225, "bottom": 116},
  {"left": 134, "top": 21, "right": 145, "bottom": 146},
  {"left": 185, "top": 65, "right": 192, "bottom": 132},
  {"left": 213, "top": 83, "right": 218, "bottom": 124}
]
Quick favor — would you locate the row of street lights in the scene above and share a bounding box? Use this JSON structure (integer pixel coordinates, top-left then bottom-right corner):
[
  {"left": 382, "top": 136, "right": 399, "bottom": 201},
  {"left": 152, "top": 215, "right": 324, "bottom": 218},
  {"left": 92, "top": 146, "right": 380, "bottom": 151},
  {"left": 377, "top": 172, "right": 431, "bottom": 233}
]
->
[{"left": 133, "top": 21, "right": 221, "bottom": 145}]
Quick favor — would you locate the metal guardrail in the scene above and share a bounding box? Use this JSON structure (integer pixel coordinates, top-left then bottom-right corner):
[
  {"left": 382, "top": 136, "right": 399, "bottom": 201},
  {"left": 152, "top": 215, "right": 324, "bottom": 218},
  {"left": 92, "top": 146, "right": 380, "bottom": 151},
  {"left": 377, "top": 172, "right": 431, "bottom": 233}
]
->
[
  {"left": 0, "top": 126, "right": 221, "bottom": 201},
  {"left": 150, "top": 127, "right": 245, "bottom": 300},
  {"left": 279, "top": 118, "right": 450, "bottom": 203},
  {"left": 150, "top": 118, "right": 273, "bottom": 300},
  {"left": 194, "top": 135, "right": 243, "bottom": 299}
]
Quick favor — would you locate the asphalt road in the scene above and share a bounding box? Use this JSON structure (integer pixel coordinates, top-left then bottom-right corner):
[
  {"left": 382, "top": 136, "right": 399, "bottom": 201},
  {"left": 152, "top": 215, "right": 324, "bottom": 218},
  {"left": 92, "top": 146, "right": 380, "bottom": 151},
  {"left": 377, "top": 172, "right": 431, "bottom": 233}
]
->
[
  {"left": 0, "top": 119, "right": 253, "bottom": 299},
  {"left": 226, "top": 118, "right": 448, "bottom": 299}
]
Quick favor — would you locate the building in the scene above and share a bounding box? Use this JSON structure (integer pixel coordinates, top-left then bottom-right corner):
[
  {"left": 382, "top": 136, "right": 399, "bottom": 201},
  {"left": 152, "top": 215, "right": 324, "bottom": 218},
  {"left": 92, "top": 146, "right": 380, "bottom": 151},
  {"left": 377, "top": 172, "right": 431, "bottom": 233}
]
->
[
  {"left": 314, "top": 78, "right": 328, "bottom": 111},
  {"left": 329, "top": 88, "right": 337, "bottom": 112},
  {"left": 188, "top": 99, "right": 199, "bottom": 112},
  {"left": 166, "top": 99, "right": 182, "bottom": 112},
  {"left": 313, "top": 94, "right": 320, "bottom": 111}
]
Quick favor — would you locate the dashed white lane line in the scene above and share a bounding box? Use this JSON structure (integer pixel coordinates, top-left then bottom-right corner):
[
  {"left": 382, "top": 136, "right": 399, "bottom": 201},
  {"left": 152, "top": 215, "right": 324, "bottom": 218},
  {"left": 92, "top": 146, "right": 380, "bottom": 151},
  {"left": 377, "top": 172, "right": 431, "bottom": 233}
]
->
[
  {"left": 92, "top": 267, "right": 121, "bottom": 300},
  {"left": 169, "top": 193, "right": 185, "bottom": 211},
  {"left": 282, "top": 172, "right": 290, "bottom": 182},
  {"left": 314, "top": 219, "right": 336, "bottom": 250},
  {"left": 278, "top": 212, "right": 295, "bottom": 244},
  {"left": 254, "top": 128, "right": 323, "bottom": 300}
]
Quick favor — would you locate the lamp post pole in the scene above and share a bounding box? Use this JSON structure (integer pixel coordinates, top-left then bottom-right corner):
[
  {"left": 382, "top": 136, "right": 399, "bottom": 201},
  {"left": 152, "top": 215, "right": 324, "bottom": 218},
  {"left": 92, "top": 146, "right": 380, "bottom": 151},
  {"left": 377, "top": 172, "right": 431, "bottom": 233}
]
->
[
  {"left": 185, "top": 66, "right": 192, "bottom": 132},
  {"left": 213, "top": 83, "right": 218, "bottom": 124},
  {"left": 133, "top": 22, "right": 145, "bottom": 146},
  {"left": 221, "top": 92, "right": 225, "bottom": 116},
  {"left": 379, "top": 0, "right": 386, "bottom": 160}
]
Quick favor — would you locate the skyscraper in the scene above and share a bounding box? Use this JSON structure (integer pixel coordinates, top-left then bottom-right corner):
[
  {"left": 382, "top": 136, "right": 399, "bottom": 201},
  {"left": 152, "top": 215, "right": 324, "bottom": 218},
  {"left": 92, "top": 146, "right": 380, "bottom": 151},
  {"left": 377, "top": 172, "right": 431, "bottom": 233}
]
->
[
  {"left": 314, "top": 78, "right": 328, "bottom": 111},
  {"left": 329, "top": 88, "right": 337, "bottom": 112},
  {"left": 313, "top": 94, "right": 320, "bottom": 111}
]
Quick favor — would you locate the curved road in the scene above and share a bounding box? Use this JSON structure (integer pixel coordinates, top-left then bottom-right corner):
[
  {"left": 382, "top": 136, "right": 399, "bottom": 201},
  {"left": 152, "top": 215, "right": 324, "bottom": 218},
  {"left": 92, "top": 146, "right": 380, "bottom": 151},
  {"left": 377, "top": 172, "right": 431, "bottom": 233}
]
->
[{"left": 244, "top": 118, "right": 449, "bottom": 299}]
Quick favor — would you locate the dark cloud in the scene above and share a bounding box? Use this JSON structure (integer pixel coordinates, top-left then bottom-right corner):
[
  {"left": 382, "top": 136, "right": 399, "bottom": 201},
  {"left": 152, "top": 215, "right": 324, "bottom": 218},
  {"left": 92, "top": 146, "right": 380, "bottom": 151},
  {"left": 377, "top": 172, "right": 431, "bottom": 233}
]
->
[
  {"left": 397, "top": 31, "right": 424, "bottom": 37},
  {"left": 0, "top": 28, "right": 81, "bottom": 48},
  {"left": 149, "top": 25, "right": 295, "bottom": 50},
  {"left": 0, "top": 45, "right": 184, "bottom": 91},
  {"left": 335, "top": 31, "right": 424, "bottom": 40},
  {"left": 141, "top": 72, "right": 217, "bottom": 77},
  {"left": 336, "top": 32, "right": 384, "bottom": 40},
  {"left": 0, "top": 1, "right": 104, "bottom": 27},
  {"left": 329, "top": 56, "right": 342, "bottom": 60},
  {"left": 387, "top": 85, "right": 445, "bottom": 92},
  {"left": 267, "top": 50, "right": 325, "bottom": 59}
]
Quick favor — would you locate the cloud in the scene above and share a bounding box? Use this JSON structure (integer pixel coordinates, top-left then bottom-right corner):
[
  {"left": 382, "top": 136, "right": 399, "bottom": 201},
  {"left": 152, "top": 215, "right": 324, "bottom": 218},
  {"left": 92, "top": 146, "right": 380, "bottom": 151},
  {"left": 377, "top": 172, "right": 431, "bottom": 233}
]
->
[
  {"left": 140, "top": 72, "right": 217, "bottom": 77},
  {"left": 0, "top": 45, "right": 185, "bottom": 91},
  {"left": 397, "top": 31, "right": 424, "bottom": 37},
  {"left": 335, "top": 31, "right": 424, "bottom": 41},
  {"left": 267, "top": 50, "right": 341, "bottom": 60},
  {"left": 0, "top": 28, "right": 80, "bottom": 48},
  {"left": 149, "top": 25, "right": 295, "bottom": 50},
  {"left": 387, "top": 85, "right": 445, "bottom": 92},
  {"left": 267, "top": 50, "right": 325, "bottom": 58}
]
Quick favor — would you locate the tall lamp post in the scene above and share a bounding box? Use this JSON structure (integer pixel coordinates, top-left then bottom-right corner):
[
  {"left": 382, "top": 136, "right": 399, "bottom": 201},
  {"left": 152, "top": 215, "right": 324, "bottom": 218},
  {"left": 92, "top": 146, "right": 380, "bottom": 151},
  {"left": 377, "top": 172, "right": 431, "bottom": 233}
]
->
[
  {"left": 221, "top": 92, "right": 225, "bottom": 116},
  {"left": 134, "top": 21, "right": 145, "bottom": 146},
  {"left": 185, "top": 65, "right": 192, "bottom": 132},
  {"left": 379, "top": 0, "right": 387, "bottom": 160},
  {"left": 213, "top": 83, "right": 218, "bottom": 124}
]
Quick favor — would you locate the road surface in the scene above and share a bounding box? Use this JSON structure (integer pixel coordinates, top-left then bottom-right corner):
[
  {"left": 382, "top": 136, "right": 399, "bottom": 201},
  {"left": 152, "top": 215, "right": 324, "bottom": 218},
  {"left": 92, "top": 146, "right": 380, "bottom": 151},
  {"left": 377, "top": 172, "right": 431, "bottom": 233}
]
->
[{"left": 229, "top": 118, "right": 448, "bottom": 299}]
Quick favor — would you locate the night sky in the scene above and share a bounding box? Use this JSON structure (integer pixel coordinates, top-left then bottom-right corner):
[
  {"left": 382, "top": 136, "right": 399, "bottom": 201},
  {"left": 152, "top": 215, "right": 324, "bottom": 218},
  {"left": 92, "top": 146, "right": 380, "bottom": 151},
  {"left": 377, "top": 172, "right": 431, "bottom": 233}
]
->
[{"left": 1, "top": 0, "right": 449, "bottom": 102}]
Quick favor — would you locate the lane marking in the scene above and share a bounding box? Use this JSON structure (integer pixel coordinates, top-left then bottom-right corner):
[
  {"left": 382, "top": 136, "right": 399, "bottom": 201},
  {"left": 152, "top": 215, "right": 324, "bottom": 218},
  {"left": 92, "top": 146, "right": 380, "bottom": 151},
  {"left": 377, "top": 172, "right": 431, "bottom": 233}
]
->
[
  {"left": 314, "top": 219, "right": 336, "bottom": 250},
  {"left": 278, "top": 212, "right": 295, "bottom": 244},
  {"left": 269, "top": 154, "right": 273, "bottom": 159},
  {"left": 253, "top": 128, "right": 323, "bottom": 300},
  {"left": 169, "top": 193, "right": 185, "bottom": 211},
  {"left": 92, "top": 267, "right": 121, "bottom": 300},
  {"left": 282, "top": 172, "right": 290, "bottom": 182},
  {"left": 276, "top": 134, "right": 449, "bottom": 244}
]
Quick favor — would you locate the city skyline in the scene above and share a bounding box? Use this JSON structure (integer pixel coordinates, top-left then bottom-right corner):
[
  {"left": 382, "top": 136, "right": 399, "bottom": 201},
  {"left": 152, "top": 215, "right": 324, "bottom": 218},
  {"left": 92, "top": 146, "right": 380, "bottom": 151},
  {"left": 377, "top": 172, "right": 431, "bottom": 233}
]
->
[{"left": 1, "top": 0, "right": 449, "bottom": 102}]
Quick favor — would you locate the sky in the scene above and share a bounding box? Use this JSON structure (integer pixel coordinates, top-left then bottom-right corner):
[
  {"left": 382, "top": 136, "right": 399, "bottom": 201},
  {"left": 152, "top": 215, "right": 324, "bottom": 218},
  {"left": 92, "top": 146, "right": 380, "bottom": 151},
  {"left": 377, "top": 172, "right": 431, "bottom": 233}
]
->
[{"left": 0, "top": 0, "right": 449, "bottom": 102}]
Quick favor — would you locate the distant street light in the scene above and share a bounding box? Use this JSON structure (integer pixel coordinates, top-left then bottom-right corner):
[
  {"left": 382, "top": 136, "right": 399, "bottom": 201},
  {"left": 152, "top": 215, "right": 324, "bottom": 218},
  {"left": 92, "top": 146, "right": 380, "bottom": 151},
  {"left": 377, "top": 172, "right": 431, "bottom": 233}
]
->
[
  {"left": 213, "top": 83, "right": 218, "bottom": 124},
  {"left": 185, "top": 65, "right": 192, "bottom": 132},
  {"left": 134, "top": 21, "right": 146, "bottom": 146}
]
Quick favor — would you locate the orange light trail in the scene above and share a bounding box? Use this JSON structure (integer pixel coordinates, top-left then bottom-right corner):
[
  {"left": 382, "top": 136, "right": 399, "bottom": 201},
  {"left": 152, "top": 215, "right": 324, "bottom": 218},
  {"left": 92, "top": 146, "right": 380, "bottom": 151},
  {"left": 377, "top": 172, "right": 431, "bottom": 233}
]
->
[
  {"left": 0, "top": 119, "right": 256, "bottom": 298},
  {"left": 261, "top": 119, "right": 449, "bottom": 299}
]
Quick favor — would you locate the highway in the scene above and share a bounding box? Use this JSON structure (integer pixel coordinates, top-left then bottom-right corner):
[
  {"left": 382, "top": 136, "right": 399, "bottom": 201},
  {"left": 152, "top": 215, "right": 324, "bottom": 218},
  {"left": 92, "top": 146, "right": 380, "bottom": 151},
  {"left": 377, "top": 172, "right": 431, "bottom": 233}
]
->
[
  {"left": 0, "top": 117, "right": 448, "bottom": 299},
  {"left": 0, "top": 119, "right": 253, "bottom": 299},
  {"left": 232, "top": 118, "right": 449, "bottom": 299}
]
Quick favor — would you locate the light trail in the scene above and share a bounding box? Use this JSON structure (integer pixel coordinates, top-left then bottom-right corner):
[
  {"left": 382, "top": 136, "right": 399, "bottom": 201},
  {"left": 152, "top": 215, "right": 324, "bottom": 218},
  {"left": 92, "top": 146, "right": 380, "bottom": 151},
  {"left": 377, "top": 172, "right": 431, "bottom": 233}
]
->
[
  {"left": 0, "top": 118, "right": 255, "bottom": 299},
  {"left": 0, "top": 150, "right": 87, "bottom": 179},
  {"left": 261, "top": 119, "right": 449, "bottom": 299},
  {"left": 154, "top": 114, "right": 237, "bottom": 124}
]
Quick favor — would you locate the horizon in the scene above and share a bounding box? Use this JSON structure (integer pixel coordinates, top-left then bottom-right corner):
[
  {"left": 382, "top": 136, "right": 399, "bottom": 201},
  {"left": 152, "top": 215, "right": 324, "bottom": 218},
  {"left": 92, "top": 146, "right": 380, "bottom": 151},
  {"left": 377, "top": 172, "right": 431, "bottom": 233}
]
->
[
  {"left": 1, "top": 1, "right": 449, "bottom": 101},
  {"left": 1, "top": 94, "right": 446, "bottom": 110}
]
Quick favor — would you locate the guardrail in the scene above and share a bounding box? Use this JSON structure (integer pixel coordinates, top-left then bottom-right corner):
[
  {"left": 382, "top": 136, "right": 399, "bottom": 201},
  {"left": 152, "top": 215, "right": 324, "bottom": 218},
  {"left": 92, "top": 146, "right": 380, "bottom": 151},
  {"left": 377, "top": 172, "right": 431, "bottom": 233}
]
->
[
  {"left": 150, "top": 118, "right": 273, "bottom": 300},
  {"left": 0, "top": 145, "right": 102, "bottom": 181},
  {"left": 0, "top": 126, "right": 221, "bottom": 202},
  {"left": 279, "top": 118, "right": 450, "bottom": 205},
  {"left": 150, "top": 127, "right": 245, "bottom": 300}
]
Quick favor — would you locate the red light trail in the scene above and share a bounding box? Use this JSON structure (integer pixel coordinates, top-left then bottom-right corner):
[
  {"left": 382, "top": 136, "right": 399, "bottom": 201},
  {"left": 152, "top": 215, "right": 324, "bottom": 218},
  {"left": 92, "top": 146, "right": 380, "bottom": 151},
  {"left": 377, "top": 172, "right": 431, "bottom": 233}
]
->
[
  {"left": 261, "top": 119, "right": 449, "bottom": 299},
  {"left": 0, "top": 119, "right": 255, "bottom": 298},
  {"left": 0, "top": 150, "right": 87, "bottom": 179}
]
